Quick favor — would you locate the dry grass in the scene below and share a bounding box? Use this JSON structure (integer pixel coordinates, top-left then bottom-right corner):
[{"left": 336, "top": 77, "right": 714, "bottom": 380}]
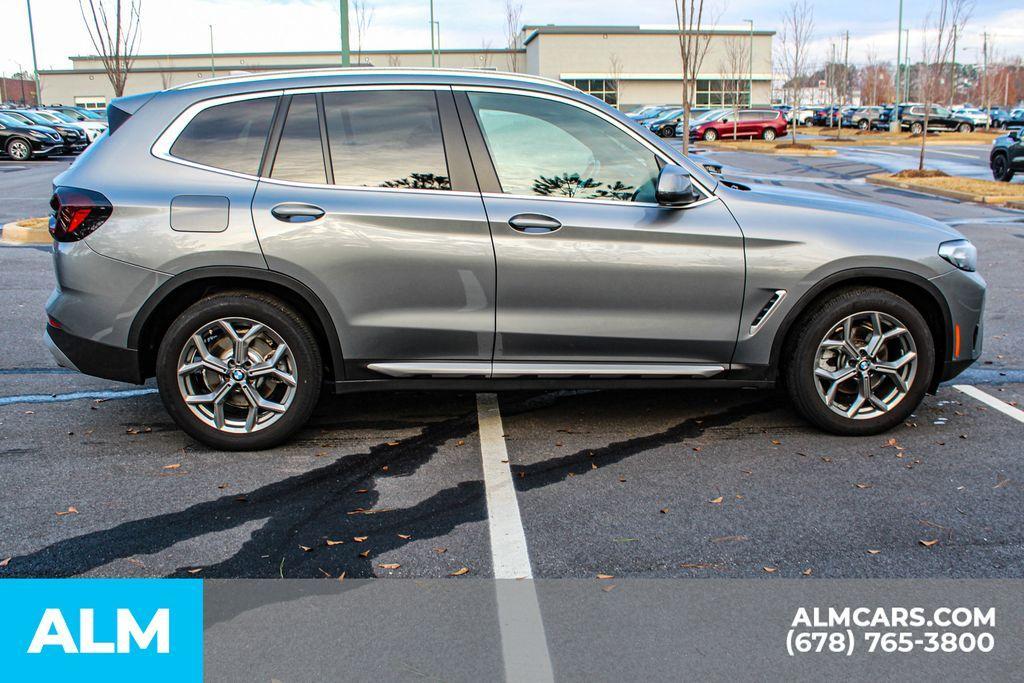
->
[
  {"left": 15, "top": 217, "right": 48, "bottom": 229},
  {"left": 895, "top": 176, "right": 1024, "bottom": 198}
]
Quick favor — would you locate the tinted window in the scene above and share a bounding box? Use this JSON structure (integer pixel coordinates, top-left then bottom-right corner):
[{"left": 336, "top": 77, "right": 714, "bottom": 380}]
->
[
  {"left": 323, "top": 90, "right": 450, "bottom": 190},
  {"left": 469, "top": 91, "right": 661, "bottom": 203},
  {"left": 170, "top": 96, "right": 277, "bottom": 175},
  {"left": 271, "top": 95, "right": 326, "bottom": 184}
]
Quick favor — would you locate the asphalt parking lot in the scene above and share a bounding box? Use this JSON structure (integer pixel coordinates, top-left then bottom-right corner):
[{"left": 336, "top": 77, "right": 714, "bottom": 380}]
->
[{"left": 1, "top": 141, "right": 1023, "bottom": 583}]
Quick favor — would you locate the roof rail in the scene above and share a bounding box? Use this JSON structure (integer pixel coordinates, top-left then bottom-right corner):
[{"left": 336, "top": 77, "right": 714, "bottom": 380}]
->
[{"left": 173, "top": 67, "right": 576, "bottom": 92}]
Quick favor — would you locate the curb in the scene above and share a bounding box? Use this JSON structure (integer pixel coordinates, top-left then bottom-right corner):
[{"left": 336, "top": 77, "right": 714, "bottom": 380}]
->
[
  {"left": 0, "top": 219, "right": 51, "bottom": 245},
  {"left": 865, "top": 174, "right": 1024, "bottom": 204}
]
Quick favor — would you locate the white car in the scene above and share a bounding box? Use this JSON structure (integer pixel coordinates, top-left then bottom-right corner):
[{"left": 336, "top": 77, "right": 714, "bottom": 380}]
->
[
  {"left": 32, "top": 109, "right": 107, "bottom": 142},
  {"left": 952, "top": 108, "right": 991, "bottom": 128}
]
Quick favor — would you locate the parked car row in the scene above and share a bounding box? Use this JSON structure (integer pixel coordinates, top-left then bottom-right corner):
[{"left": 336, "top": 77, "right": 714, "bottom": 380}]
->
[{"left": 0, "top": 105, "right": 107, "bottom": 160}]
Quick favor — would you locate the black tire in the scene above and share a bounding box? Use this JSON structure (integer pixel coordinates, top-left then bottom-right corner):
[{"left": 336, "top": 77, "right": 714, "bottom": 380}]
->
[
  {"left": 909, "top": 122, "right": 924, "bottom": 135},
  {"left": 6, "top": 137, "right": 32, "bottom": 161},
  {"left": 762, "top": 128, "right": 777, "bottom": 141},
  {"left": 957, "top": 122, "right": 972, "bottom": 133},
  {"left": 784, "top": 286, "right": 935, "bottom": 436},
  {"left": 991, "top": 153, "right": 1014, "bottom": 182},
  {"left": 156, "top": 291, "right": 322, "bottom": 450},
  {"left": 703, "top": 128, "right": 718, "bottom": 142}
]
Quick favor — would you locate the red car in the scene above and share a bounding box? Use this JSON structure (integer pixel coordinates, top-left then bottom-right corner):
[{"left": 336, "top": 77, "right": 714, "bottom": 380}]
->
[{"left": 690, "top": 109, "right": 788, "bottom": 142}]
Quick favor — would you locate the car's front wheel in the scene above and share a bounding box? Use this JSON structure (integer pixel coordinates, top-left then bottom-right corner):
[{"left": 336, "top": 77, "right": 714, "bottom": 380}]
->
[
  {"left": 6, "top": 138, "right": 32, "bottom": 161},
  {"left": 156, "top": 292, "right": 322, "bottom": 450},
  {"left": 784, "top": 287, "right": 934, "bottom": 436}
]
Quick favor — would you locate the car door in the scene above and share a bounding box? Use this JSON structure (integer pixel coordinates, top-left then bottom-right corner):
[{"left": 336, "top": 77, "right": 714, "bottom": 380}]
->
[
  {"left": 457, "top": 89, "right": 745, "bottom": 369},
  {"left": 251, "top": 88, "right": 496, "bottom": 377}
]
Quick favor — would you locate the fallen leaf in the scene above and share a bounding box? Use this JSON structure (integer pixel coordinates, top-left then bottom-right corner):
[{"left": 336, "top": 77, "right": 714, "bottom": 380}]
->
[
  {"left": 854, "top": 483, "right": 873, "bottom": 489},
  {"left": 299, "top": 545, "right": 312, "bottom": 552},
  {"left": 763, "top": 566, "right": 778, "bottom": 573},
  {"left": 187, "top": 568, "right": 202, "bottom": 574},
  {"left": 378, "top": 563, "right": 401, "bottom": 570},
  {"left": 919, "top": 539, "right": 939, "bottom": 548},
  {"left": 162, "top": 463, "right": 181, "bottom": 470},
  {"left": 449, "top": 567, "right": 470, "bottom": 576},
  {"left": 397, "top": 534, "right": 412, "bottom": 540},
  {"left": 596, "top": 573, "right": 615, "bottom": 579},
  {"left": 325, "top": 539, "right": 345, "bottom": 546},
  {"left": 867, "top": 549, "right": 881, "bottom": 555},
  {"left": 802, "top": 568, "right": 813, "bottom": 576},
  {"left": 708, "top": 496, "right": 724, "bottom": 504},
  {"left": 0, "top": 557, "right": 10, "bottom": 568},
  {"left": 353, "top": 536, "right": 368, "bottom": 542},
  {"left": 358, "top": 550, "right": 371, "bottom": 558},
  {"left": 55, "top": 506, "right": 78, "bottom": 516}
]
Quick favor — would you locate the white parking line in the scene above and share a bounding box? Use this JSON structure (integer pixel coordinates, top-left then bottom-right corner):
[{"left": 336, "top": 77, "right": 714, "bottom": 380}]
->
[
  {"left": 954, "top": 385, "right": 1024, "bottom": 424},
  {"left": 476, "top": 393, "right": 555, "bottom": 683}
]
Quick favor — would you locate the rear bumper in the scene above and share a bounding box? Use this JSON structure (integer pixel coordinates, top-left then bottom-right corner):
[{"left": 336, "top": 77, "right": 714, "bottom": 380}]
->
[{"left": 45, "top": 323, "right": 143, "bottom": 384}]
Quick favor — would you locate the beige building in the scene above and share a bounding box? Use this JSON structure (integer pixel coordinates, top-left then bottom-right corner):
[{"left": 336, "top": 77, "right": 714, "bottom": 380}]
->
[{"left": 39, "top": 24, "right": 773, "bottom": 111}]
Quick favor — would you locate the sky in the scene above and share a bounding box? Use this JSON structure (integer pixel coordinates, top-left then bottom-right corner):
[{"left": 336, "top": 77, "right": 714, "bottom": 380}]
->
[{"left": 1, "top": 0, "right": 1022, "bottom": 76}]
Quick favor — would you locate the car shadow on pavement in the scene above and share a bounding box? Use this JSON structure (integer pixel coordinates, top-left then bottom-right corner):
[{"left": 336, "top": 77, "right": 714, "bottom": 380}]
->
[{"left": 1, "top": 391, "right": 780, "bottom": 584}]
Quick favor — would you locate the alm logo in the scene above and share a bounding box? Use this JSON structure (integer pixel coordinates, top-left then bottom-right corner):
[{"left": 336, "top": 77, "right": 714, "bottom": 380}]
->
[{"left": 28, "top": 608, "right": 170, "bottom": 654}]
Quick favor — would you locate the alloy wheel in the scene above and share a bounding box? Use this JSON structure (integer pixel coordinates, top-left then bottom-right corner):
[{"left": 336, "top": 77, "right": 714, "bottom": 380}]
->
[
  {"left": 8, "top": 140, "right": 29, "bottom": 160},
  {"left": 176, "top": 317, "right": 297, "bottom": 434},
  {"left": 813, "top": 311, "right": 918, "bottom": 420}
]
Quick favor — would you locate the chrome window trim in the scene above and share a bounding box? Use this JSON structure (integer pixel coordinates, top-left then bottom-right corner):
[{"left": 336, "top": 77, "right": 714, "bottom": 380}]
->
[{"left": 453, "top": 84, "right": 716, "bottom": 201}]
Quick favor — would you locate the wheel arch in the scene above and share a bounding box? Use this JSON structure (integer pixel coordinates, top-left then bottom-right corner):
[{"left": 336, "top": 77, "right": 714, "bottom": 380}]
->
[
  {"left": 129, "top": 266, "right": 345, "bottom": 383},
  {"left": 769, "top": 268, "right": 951, "bottom": 391}
]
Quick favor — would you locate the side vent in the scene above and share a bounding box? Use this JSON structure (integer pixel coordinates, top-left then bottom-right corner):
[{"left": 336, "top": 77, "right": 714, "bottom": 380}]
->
[{"left": 749, "top": 290, "right": 787, "bottom": 335}]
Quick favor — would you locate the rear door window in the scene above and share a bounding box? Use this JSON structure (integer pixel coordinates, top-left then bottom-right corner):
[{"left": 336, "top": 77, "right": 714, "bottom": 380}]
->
[
  {"left": 170, "top": 96, "right": 278, "bottom": 175},
  {"left": 322, "top": 90, "right": 450, "bottom": 190},
  {"left": 270, "top": 94, "right": 326, "bottom": 184}
]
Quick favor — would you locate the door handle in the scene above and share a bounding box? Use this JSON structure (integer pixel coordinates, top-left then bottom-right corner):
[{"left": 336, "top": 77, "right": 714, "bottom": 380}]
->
[
  {"left": 271, "top": 203, "right": 325, "bottom": 223},
  {"left": 508, "top": 213, "right": 562, "bottom": 234}
]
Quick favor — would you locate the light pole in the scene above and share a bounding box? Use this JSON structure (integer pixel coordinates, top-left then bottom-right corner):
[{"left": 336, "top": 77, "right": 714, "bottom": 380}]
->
[
  {"left": 892, "top": 0, "right": 903, "bottom": 131},
  {"left": 209, "top": 25, "right": 216, "bottom": 77},
  {"left": 745, "top": 19, "right": 753, "bottom": 107},
  {"left": 429, "top": 0, "right": 435, "bottom": 67},
  {"left": 26, "top": 0, "right": 41, "bottom": 104},
  {"left": 340, "top": 0, "right": 350, "bottom": 66}
]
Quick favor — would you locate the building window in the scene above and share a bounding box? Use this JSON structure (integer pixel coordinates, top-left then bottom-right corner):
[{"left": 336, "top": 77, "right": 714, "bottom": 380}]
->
[
  {"left": 562, "top": 79, "right": 618, "bottom": 107},
  {"left": 695, "top": 79, "right": 750, "bottom": 107}
]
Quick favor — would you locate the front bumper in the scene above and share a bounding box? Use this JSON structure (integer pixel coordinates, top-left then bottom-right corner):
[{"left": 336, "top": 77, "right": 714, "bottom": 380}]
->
[{"left": 45, "top": 324, "right": 143, "bottom": 384}]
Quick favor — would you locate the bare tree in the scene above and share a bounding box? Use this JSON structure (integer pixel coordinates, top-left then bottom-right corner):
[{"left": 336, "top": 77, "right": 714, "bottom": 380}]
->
[
  {"left": 353, "top": 1, "right": 374, "bottom": 66},
  {"left": 673, "top": 0, "right": 717, "bottom": 155},
  {"left": 79, "top": 0, "right": 142, "bottom": 97},
  {"left": 778, "top": 0, "right": 814, "bottom": 145},
  {"left": 504, "top": 0, "right": 523, "bottom": 72},
  {"left": 479, "top": 39, "right": 493, "bottom": 70},
  {"left": 719, "top": 36, "right": 749, "bottom": 139},
  {"left": 916, "top": 0, "right": 973, "bottom": 170},
  {"left": 608, "top": 53, "right": 623, "bottom": 109}
]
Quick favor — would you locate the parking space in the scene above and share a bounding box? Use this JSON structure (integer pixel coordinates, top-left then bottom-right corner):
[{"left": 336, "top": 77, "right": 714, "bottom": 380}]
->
[{"left": 1, "top": 143, "right": 1022, "bottom": 583}]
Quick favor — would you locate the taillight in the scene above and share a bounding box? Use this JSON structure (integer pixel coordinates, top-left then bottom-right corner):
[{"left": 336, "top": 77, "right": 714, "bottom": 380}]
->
[{"left": 49, "top": 186, "right": 112, "bottom": 242}]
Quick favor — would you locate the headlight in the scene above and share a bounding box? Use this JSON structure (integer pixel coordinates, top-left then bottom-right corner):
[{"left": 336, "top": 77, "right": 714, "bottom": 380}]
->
[{"left": 939, "top": 239, "right": 977, "bottom": 272}]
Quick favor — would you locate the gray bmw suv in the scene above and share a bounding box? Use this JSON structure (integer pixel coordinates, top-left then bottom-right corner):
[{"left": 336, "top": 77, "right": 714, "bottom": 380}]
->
[{"left": 44, "top": 69, "right": 985, "bottom": 450}]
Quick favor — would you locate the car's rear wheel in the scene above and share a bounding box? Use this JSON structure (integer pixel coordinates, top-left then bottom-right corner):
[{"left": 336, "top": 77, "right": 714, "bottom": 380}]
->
[
  {"left": 703, "top": 128, "right": 718, "bottom": 142},
  {"left": 957, "top": 122, "right": 972, "bottom": 133},
  {"left": 762, "top": 128, "right": 777, "bottom": 141},
  {"left": 156, "top": 292, "right": 322, "bottom": 450},
  {"left": 992, "top": 153, "right": 1014, "bottom": 182},
  {"left": 784, "top": 287, "right": 934, "bottom": 436},
  {"left": 6, "top": 138, "right": 31, "bottom": 161},
  {"left": 909, "top": 122, "right": 924, "bottom": 135}
]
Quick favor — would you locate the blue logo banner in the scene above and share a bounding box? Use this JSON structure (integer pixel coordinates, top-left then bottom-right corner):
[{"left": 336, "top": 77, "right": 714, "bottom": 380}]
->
[{"left": 0, "top": 579, "right": 202, "bottom": 681}]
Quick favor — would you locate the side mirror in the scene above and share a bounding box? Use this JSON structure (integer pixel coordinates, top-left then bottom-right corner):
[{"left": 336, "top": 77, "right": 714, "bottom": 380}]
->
[{"left": 656, "top": 164, "right": 698, "bottom": 207}]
